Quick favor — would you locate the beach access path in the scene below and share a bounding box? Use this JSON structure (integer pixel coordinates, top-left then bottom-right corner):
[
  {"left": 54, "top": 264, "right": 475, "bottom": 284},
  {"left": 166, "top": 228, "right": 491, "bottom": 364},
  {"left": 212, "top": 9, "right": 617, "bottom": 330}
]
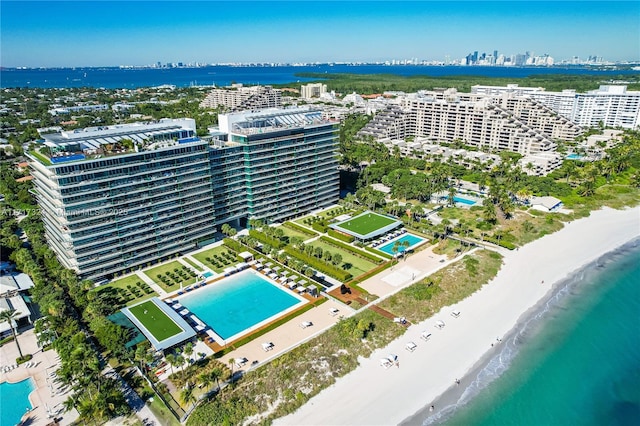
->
[{"left": 275, "top": 206, "right": 640, "bottom": 426}]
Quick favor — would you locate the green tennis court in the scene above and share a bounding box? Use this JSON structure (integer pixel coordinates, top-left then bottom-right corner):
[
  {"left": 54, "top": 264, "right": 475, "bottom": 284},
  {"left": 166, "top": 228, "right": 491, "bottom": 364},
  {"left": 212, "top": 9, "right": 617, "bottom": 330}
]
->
[
  {"left": 128, "top": 300, "right": 183, "bottom": 341},
  {"left": 336, "top": 212, "right": 397, "bottom": 235}
]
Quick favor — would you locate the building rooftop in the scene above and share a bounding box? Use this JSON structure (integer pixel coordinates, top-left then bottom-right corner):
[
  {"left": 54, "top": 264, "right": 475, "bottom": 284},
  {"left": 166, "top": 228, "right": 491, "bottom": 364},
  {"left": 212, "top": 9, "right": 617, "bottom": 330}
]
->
[
  {"left": 30, "top": 118, "right": 199, "bottom": 165},
  {"left": 218, "top": 107, "right": 336, "bottom": 135}
]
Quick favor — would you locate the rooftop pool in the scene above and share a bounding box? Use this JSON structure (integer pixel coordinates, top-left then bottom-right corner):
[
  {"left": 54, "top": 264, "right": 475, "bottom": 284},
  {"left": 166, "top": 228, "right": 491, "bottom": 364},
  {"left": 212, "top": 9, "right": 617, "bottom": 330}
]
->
[
  {"left": 178, "top": 269, "right": 305, "bottom": 342},
  {"left": 378, "top": 233, "right": 425, "bottom": 255},
  {"left": 1, "top": 378, "right": 34, "bottom": 426}
]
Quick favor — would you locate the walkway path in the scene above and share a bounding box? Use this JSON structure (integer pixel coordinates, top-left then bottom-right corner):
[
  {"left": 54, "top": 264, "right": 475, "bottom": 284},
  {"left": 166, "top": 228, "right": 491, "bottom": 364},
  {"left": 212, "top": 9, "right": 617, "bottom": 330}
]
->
[
  {"left": 135, "top": 271, "right": 167, "bottom": 297},
  {"left": 106, "top": 367, "right": 163, "bottom": 426}
]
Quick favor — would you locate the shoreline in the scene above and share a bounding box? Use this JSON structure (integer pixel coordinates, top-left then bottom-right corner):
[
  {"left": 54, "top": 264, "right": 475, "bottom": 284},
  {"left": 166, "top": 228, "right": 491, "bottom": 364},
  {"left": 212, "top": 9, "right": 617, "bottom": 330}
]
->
[
  {"left": 275, "top": 206, "right": 640, "bottom": 426},
  {"left": 400, "top": 236, "right": 640, "bottom": 425}
]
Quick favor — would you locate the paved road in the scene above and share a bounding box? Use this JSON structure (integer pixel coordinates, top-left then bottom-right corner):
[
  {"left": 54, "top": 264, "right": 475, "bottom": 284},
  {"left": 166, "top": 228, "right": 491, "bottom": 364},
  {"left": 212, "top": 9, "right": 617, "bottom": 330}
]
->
[{"left": 106, "top": 367, "right": 163, "bottom": 426}]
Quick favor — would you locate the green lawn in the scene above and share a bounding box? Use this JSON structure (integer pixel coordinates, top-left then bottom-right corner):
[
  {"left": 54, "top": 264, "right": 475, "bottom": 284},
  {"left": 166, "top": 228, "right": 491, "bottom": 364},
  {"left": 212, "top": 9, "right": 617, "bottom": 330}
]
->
[
  {"left": 144, "top": 261, "right": 197, "bottom": 292},
  {"left": 129, "top": 300, "right": 183, "bottom": 342},
  {"left": 183, "top": 257, "right": 204, "bottom": 272},
  {"left": 192, "top": 246, "right": 238, "bottom": 273},
  {"left": 335, "top": 212, "right": 398, "bottom": 236},
  {"left": 93, "top": 274, "right": 157, "bottom": 307},
  {"left": 317, "top": 206, "right": 353, "bottom": 219},
  {"left": 277, "top": 225, "right": 315, "bottom": 243},
  {"left": 294, "top": 214, "right": 317, "bottom": 226},
  {"left": 310, "top": 240, "right": 379, "bottom": 278}
]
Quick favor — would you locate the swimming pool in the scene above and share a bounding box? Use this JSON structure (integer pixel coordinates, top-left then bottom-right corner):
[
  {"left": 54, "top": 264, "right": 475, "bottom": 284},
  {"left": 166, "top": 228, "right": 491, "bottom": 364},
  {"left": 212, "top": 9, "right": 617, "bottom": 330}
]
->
[
  {"left": 178, "top": 270, "right": 305, "bottom": 341},
  {"left": 566, "top": 153, "right": 583, "bottom": 160},
  {"left": 378, "top": 234, "right": 425, "bottom": 255},
  {"left": 1, "top": 378, "right": 34, "bottom": 426},
  {"left": 453, "top": 196, "right": 477, "bottom": 205},
  {"left": 202, "top": 271, "right": 213, "bottom": 278}
]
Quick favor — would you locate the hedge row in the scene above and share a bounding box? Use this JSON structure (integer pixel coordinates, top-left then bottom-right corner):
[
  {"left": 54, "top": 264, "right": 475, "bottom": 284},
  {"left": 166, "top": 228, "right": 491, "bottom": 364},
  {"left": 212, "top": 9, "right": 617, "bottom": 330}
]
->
[
  {"left": 284, "top": 246, "right": 353, "bottom": 282},
  {"left": 327, "top": 229, "right": 355, "bottom": 243},
  {"left": 319, "top": 236, "right": 384, "bottom": 264},
  {"left": 483, "top": 237, "right": 516, "bottom": 250},
  {"left": 249, "top": 229, "right": 284, "bottom": 249},
  {"left": 312, "top": 222, "right": 328, "bottom": 233},
  {"left": 283, "top": 221, "right": 318, "bottom": 237},
  {"left": 223, "top": 238, "right": 243, "bottom": 252}
]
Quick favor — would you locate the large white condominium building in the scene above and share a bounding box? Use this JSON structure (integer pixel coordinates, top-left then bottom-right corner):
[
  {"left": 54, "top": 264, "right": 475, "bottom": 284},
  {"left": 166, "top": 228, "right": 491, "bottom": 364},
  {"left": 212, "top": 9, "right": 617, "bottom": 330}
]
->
[
  {"left": 199, "top": 85, "right": 282, "bottom": 111},
  {"left": 301, "top": 83, "right": 327, "bottom": 99},
  {"left": 28, "top": 108, "right": 339, "bottom": 281},
  {"left": 472, "top": 84, "right": 640, "bottom": 129},
  {"left": 358, "top": 88, "right": 583, "bottom": 155}
]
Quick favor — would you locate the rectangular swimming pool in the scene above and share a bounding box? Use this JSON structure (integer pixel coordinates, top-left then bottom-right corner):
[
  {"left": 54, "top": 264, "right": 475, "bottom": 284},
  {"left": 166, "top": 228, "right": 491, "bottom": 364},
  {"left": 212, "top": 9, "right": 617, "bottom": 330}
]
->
[
  {"left": 378, "top": 234, "right": 425, "bottom": 255},
  {"left": 178, "top": 269, "right": 305, "bottom": 341},
  {"left": 453, "top": 196, "right": 477, "bottom": 205}
]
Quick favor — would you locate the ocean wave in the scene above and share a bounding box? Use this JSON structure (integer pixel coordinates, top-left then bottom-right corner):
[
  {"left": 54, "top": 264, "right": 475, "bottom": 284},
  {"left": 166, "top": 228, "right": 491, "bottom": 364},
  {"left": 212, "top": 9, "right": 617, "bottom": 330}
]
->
[{"left": 420, "top": 237, "right": 640, "bottom": 426}]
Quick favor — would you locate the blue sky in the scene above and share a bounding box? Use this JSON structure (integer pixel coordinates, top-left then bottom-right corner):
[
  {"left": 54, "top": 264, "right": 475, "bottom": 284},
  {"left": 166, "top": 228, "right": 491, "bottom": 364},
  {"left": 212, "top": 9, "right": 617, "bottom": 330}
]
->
[{"left": 1, "top": 1, "right": 638, "bottom": 67}]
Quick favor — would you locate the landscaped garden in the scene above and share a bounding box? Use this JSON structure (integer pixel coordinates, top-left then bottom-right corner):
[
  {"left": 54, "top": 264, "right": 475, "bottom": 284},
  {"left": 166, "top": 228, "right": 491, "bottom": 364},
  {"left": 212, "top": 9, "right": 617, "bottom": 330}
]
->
[
  {"left": 276, "top": 223, "right": 315, "bottom": 243},
  {"left": 306, "top": 237, "right": 380, "bottom": 278},
  {"left": 144, "top": 261, "right": 197, "bottom": 291},
  {"left": 192, "top": 246, "right": 239, "bottom": 273},
  {"left": 93, "top": 274, "right": 157, "bottom": 308}
]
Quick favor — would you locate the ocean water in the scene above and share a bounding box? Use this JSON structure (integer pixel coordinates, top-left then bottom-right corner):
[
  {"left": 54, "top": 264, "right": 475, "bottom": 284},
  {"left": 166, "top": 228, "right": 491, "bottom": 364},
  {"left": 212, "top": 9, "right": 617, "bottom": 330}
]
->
[
  {"left": 1, "top": 64, "right": 638, "bottom": 89},
  {"left": 419, "top": 239, "right": 640, "bottom": 426}
]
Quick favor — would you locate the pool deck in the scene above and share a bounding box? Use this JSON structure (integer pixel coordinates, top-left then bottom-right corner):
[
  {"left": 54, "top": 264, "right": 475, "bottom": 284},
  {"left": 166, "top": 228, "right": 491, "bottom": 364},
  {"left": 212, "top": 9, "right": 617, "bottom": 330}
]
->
[
  {"left": 0, "top": 329, "right": 79, "bottom": 426},
  {"left": 211, "top": 243, "right": 456, "bottom": 375},
  {"left": 359, "top": 244, "right": 449, "bottom": 297},
  {"left": 215, "top": 296, "right": 350, "bottom": 372}
]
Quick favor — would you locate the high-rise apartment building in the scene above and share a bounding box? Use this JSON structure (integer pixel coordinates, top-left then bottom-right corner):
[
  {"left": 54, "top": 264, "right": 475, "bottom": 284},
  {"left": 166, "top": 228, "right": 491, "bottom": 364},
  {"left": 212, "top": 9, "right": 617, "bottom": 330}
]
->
[
  {"left": 472, "top": 84, "right": 640, "bottom": 129},
  {"left": 199, "top": 85, "right": 282, "bottom": 111},
  {"left": 29, "top": 119, "right": 216, "bottom": 281},
  {"left": 300, "top": 83, "right": 328, "bottom": 99},
  {"left": 28, "top": 108, "right": 339, "bottom": 281},
  {"left": 357, "top": 88, "right": 582, "bottom": 154}
]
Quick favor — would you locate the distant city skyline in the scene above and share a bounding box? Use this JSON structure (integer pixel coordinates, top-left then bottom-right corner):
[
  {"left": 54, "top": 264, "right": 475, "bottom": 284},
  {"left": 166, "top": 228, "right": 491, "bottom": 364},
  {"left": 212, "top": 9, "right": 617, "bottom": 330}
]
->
[{"left": 1, "top": 1, "right": 638, "bottom": 68}]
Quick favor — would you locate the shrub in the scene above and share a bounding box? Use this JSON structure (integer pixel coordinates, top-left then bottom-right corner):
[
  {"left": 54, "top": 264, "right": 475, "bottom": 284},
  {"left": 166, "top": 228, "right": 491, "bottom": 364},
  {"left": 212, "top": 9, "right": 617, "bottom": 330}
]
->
[
  {"left": 328, "top": 229, "right": 355, "bottom": 243},
  {"left": 283, "top": 221, "right": 317, "bottom": 236},
  {"left": 320, "top": 236, "right": 384, "bottom": 264},
  {"left": 312, "top": 221, "right": 328, "bottom": 233},
  {"left": 249, "top": 229, "right": 284, "bottom": 249},
  {"left": 283, "top": 246, "right": 352, "bottom": 282}
]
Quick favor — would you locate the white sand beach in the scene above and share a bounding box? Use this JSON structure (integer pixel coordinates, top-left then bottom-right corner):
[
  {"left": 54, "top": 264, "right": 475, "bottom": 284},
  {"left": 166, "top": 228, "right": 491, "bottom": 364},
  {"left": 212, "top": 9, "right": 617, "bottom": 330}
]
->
[{"left": 276, "top": 206, "right": 640, "bottom": 426}]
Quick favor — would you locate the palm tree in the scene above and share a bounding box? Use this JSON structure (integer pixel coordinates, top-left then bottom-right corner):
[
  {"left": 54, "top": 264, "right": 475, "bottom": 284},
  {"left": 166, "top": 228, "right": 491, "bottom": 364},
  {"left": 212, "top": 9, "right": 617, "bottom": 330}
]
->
[
  {"left": 228, "top": 358, "right": 235, "bottom": 383},
  {"left": 165, "top": 353, "right": 176, "bottom": 376},
  {"left": 401, "top": 240, "right": 410, "bottom": 260},
  {"left": 198, "top": 371, "right": 212, "bottom": 392},
  {"left": 180, "top": 385, "right": 197, "bottom": 409},
  {"left": 210, "top": 367, "right": 222, "bottom": 392},
  {"left": 0, "top": 309, "right": 23, "bottom": 358}
]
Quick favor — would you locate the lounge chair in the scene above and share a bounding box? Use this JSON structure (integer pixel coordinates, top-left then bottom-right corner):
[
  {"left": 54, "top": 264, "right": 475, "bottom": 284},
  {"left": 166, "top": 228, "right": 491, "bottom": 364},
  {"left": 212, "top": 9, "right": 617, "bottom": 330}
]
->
[
  {"left": 451, "top": 310, "right": 461, "bottom": 318},
  {"left": 405, "top": 341, "right": 417, "bottom": 352},
  {"left": 421, "top": 331, "right": 432, "bottom": 341},
  {"left": 329, "top": 307, "right": 339, "bottom": 316},
  {"left": 261, "top": 342, "right": 273, "bottom": 352},
  {"left": 435, "top": 320, "right": 445, "bottom": 330},
  {"left": 380, "top": 358, "right": 392, "bottom": 369},
  {"left": 300, "top": 321, "right": 313, "bottom": 329}
]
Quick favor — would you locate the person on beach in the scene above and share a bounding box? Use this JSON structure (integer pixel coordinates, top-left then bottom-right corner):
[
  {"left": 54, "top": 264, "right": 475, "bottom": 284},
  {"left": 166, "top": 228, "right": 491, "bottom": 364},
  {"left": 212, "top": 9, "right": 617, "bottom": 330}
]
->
[{"left": 430, "top": 405, "right": 435, "bottom": 412}]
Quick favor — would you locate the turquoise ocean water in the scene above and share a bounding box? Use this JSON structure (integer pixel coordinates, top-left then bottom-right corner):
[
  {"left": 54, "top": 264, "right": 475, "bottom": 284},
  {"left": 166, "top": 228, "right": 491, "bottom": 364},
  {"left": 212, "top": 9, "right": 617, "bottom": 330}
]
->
[{"left": 415, "top": 239, "right": 640, "bottom": 426}]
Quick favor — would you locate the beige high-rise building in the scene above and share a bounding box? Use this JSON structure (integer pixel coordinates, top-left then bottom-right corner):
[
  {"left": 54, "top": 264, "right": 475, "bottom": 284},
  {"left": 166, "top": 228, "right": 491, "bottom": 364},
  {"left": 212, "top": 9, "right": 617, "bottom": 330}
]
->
[
  {"left": 200, "top": 85, "right": 282, "bottom": 111},
  {"left": 301, "top": 83, "right": 327, "bottom": 99}
]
